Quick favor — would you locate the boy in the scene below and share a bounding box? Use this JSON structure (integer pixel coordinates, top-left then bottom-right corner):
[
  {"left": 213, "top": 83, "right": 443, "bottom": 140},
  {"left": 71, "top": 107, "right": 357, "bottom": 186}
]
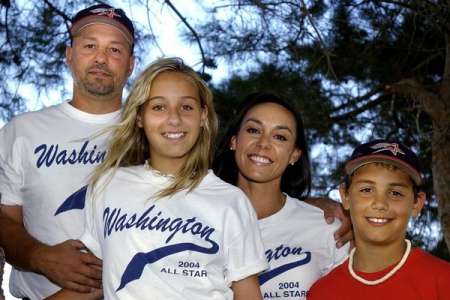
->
[{"left": 308, "top": 139, "right": 450, "bottom": 299}]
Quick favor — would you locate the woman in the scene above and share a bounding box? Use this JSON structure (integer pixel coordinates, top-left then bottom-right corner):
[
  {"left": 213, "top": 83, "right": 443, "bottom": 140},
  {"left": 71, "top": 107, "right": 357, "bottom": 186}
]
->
[{"left": 214, "top": 92, "right": 349, "bottom": 299}]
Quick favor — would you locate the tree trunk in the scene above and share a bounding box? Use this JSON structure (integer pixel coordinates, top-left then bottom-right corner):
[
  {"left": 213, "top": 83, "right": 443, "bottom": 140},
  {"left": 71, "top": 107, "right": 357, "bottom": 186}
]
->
[
  {"left": 432, "top": 116, "right": 450, "bottom": 253},
  {"left": 385, "top": 79, "right": 450, "bottom": 253},
  {"left": 436, "top": 30, "right": 450, "bottom": 253}
]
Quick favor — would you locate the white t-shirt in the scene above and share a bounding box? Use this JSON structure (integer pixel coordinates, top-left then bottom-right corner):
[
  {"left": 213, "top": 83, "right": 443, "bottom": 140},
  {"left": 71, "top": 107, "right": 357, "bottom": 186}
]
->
[
  {"left": 81, "top": 166, "right": 268, "bottom": 300},
  {"left": 258, "top": 195, "right": 348, "bottom": 299},
  {"left": 0, "top": 101, "right": 120, "bottom": 299}
]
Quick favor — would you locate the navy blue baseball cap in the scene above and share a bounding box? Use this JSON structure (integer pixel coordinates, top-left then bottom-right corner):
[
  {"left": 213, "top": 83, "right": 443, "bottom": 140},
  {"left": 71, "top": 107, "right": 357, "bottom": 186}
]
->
[
  {"left": 70, "top": 4, "right": 135, "bottom": 47},
  {"left": 345, "top": 139, "right": 423, "bottom": 185}
]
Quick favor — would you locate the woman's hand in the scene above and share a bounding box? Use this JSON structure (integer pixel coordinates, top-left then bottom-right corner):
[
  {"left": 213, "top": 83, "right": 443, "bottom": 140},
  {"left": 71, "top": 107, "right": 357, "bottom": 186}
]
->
[
  {"left": 232, "top": 274, "right": 263, "bottom": 300},
  {"left": 44, "top": 288, "right": 103, "bottom": 300}
]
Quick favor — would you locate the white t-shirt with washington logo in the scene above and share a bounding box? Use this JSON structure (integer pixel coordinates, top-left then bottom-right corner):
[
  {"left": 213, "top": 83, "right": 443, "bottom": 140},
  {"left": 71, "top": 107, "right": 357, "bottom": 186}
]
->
[
  {"left": 81, "top": 166, "right": 268, "bottom": 300},
  {"left": 258, "top": 195, "right": 349, "bottom": 299},
  {"left": 0, "top": 101, "right": 120, "bottom": 299}
]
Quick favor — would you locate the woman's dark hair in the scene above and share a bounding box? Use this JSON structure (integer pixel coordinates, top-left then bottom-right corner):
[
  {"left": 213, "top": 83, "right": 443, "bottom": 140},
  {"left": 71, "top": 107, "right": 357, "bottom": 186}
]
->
[{"left": 213, "top": 92, "right": 312, "bottom": 200}]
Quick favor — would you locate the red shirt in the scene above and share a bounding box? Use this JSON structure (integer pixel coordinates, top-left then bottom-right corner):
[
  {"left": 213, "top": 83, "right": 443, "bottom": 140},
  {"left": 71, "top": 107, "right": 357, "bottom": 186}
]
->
[{"left": 308, "top": 248, "right": 450, "bottom": 300}]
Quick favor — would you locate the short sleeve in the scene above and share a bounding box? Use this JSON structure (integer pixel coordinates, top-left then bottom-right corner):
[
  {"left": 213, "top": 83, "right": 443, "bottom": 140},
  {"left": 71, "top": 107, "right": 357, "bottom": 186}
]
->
[
  {"left": 224, "top": 194, "right": 268, "bottom": 284},
  {"left": 0, "top": 121, "right": 25, "bottom": 206},
  {"left": 79, "top": 184, "right": 103, "bottom": 259},
  {"left": 321, "top": 219, "right": 349, "bottom": 275}
]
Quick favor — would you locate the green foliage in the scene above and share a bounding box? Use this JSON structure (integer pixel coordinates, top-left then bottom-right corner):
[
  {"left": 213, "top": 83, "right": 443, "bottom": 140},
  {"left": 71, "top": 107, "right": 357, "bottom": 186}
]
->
[
  {"left": 1, "top": 0, "right": 448, "bottom": 257},
  {"left": 0, "top": 0, "right": 153, "bottom": 121},
  {"left": 0, "top": 1, "right": 75, "bottom": 119},
  {"left": 197, "top": 0, "right": 448, "bottom": 256}
]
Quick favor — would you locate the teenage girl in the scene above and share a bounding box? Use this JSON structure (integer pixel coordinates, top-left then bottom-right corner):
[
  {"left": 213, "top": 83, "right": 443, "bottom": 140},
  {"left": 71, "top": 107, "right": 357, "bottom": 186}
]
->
[{"left": 80, "top": 58, "right": 267, "bottom": 299}]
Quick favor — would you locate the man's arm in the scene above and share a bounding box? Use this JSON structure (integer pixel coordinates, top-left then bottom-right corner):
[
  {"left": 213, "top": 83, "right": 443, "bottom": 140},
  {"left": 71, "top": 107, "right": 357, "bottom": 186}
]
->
[
  {"left": 305, "top": 197, "right": 353, "bottom": 248},
  {"left": 0, "top": 204, "right": 102, "bottom": 292}
]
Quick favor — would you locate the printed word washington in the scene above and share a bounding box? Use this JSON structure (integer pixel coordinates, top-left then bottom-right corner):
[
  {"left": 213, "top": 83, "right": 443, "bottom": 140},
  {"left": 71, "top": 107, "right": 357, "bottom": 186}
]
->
[
  {"left": 266, "top": 244, "right": 311, "bottom": 262},
  {"left": 103, "top": 205, "right": 218, "bottom": 247},
  {"left": 34, "top": 141, "right": 106, "bottom": 168}
]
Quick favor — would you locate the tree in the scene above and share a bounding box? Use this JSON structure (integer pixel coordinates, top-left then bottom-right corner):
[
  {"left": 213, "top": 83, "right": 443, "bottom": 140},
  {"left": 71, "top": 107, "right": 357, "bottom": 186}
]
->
[
  {"left": 0, "top": 0, "right": 160, "bottom": 121},
  {"left": 0, "top": 0, "right": 71, "bottom": 120},
  {"left": 192, "top": 0, "right": 450, "bottom": 255},
  {"left": 1, "top": 0, "right": 449, "bottom": 256}
]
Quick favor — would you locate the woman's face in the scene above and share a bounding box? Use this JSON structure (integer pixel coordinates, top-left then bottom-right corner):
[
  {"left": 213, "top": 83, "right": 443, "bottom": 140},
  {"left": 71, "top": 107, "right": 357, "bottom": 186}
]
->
[{"left": 231, "top": 102, "right": 301, "bottom": 186}]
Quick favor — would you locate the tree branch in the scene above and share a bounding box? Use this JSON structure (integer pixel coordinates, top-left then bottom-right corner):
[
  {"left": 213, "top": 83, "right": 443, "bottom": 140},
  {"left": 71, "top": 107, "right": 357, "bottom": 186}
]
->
[
  {"left": 299, "top": 0, "right": 338, "bottom": 81},
  {"left": 144, "top": 0, "right": 164, "bottom": 55},
  {"left": 164, "top": 0, "right": 207, "bottom": 74},
  {"left": 5, "top": 4, "right": 10, "bottom": 44},
  {"left": 42, "top": 0, "right": 70, "bottom": 22},
  {"left": 331, "top": 96, "right": 388, "bottom": 122},
  {"left": 331, "top": 86, "right": 384, "bottom": 113},
  {"left": 442, "top": 31, "right": 450, "bottom": 98},
  {"left": 378, "top": 0, "right": 417, "bottom": 11},
  {"left": 42, "top": 0, "right": 71, "bottom": 35},
  {"left": 385, "top": 78, "right": 446, "bottom": 121}
]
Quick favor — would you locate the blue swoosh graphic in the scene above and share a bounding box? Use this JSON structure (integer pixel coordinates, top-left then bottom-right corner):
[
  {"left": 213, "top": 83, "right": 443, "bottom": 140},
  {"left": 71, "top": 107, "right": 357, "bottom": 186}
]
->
[
  {"left": 117, "top": 241, "right": 219, "bottom": 292},
  {"left": 259, "top": 252, "right": 311, "bottom": 285},
  {"left": 54, "top": 185, "right": 88, "bottom": 216}
]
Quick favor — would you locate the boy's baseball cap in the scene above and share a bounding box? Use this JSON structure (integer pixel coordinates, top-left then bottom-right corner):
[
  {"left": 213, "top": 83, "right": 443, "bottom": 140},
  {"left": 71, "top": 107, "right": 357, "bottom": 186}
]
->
[
  {"left": 345, "top": 139, "right": 423, "bottom": 185},
  {"left": 70, "top": 4, "right": 134, "bottom": 47}
]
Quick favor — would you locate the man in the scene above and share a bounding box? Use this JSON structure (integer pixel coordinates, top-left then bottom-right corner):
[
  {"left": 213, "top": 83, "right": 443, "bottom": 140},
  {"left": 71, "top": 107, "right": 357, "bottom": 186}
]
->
[{"left": 0, "top": 4, "right": 135, "bottom": 299}]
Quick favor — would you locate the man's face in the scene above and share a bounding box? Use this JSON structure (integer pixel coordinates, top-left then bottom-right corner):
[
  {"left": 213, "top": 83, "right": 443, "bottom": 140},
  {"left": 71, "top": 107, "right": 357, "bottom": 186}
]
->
[{"left": 66, "top": 23, "right": 134, "bottom": 99}]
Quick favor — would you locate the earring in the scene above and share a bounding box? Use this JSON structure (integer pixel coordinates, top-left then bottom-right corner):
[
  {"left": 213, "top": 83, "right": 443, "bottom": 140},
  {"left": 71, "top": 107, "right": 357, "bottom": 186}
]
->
[{"left": 290, "top": 162, "right": 295, "bottom": 166}]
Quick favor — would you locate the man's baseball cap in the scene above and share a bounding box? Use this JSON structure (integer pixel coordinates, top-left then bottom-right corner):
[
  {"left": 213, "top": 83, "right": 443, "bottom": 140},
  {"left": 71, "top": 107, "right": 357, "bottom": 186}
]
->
[
  {"left": 70, "top": 4, "right": 134, "bottom": 47},
  {"left": 345, "top": 139, "right": 423, "bottom": 185}
]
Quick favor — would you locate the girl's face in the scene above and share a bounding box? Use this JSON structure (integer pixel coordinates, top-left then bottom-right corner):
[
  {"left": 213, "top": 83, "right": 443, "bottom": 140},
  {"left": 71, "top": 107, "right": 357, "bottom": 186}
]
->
[
  {"left": 231, "top": 102, "right": 301, "bottom": 186},
  {"left": 138, "top": 71, "right": 207, "bottom": 174}
]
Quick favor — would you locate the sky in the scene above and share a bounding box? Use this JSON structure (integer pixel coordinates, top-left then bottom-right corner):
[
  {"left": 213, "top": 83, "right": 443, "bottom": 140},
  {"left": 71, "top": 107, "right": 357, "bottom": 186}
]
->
[{"left": 14, "top": 0, "right": 230, "bottom": 114}]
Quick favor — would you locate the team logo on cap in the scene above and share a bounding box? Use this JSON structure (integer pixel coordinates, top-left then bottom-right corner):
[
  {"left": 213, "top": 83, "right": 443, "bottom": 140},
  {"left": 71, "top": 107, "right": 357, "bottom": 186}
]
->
[
  {"left": 370, "top": 142, "right": 405, "bottom": 156},
  {"left": 91, "top": 7, "right": 120, "bottom": 19}
]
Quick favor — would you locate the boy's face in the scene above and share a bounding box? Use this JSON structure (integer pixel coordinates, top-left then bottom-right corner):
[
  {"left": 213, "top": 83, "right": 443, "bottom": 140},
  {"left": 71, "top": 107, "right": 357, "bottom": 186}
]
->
[{"left": 340, "top": 163, "right": 425, "bottom": 247}]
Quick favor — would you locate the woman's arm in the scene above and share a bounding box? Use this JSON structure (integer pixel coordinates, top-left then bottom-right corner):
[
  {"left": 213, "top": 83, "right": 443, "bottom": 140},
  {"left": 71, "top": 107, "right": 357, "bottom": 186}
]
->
[
  {"left": 44, "top": 289, "right": 102, "bottom": 300},
  {"left": 232, "top": 274, "right": 262, "bottom": 300}
]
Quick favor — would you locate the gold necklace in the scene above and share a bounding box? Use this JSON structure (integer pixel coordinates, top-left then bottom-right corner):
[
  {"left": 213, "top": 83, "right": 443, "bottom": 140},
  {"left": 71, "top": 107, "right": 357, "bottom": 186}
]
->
[{"left": 348, "top": 239, "right": 411, "bottom": 285}]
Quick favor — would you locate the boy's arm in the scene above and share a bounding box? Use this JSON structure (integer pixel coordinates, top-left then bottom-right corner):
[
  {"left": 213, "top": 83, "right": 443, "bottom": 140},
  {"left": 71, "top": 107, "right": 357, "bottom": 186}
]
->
[
  {"left": 0, "top": 204, "right": 102, "bottom": 292},
  {"left": 305, "top": 197, "right": 353, "bottom": 248},
  {"left": 44, "top": 288, "right": 103, "bottom": 300},
  {"left": 231, "top": 274, "right": 262, "bottom": 300}
]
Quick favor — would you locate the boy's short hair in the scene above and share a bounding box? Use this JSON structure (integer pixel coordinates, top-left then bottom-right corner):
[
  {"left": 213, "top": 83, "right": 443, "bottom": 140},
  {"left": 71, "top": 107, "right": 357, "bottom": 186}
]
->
[{"left": 343, "top": 139, "right": 423, "bottom": 187}]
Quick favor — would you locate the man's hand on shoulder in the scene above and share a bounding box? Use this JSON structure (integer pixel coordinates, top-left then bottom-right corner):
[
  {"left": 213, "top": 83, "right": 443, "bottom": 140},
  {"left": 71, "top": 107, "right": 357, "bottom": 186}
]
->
[{"left": 31, "top": 239, "right": 102, "bottom": 292}]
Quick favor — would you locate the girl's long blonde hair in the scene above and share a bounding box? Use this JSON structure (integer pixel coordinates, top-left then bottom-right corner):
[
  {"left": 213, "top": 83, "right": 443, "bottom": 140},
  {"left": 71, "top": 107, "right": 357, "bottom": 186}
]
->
[{"left": 91, "top": 57, "right": 218, "bottom": 198}]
